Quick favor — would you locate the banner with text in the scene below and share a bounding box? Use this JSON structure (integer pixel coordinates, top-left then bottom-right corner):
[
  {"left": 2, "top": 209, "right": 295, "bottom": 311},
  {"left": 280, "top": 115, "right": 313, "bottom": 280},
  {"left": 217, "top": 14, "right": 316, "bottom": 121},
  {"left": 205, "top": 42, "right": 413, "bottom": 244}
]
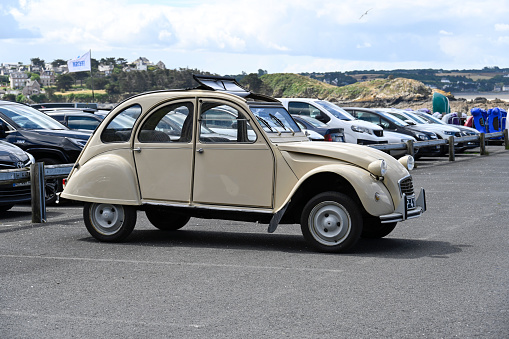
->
[{"left": 67, "top": 51, "right": 91, "bottom": 72}]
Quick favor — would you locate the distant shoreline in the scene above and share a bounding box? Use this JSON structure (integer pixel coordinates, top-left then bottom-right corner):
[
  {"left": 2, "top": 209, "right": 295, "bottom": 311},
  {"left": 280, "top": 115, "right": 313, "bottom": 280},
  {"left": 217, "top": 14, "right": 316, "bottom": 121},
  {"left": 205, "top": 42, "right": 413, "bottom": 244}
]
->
[{"left": 452, "top": 92, "right": 509, "bottom": 102}]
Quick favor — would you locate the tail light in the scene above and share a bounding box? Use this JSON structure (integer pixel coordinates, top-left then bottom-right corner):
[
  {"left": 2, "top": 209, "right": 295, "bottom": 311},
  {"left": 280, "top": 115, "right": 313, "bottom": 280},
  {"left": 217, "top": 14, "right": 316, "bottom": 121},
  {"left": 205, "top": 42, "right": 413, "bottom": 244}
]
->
[{"left": 323, "top": 134, "right": 333, "bottom": 141}]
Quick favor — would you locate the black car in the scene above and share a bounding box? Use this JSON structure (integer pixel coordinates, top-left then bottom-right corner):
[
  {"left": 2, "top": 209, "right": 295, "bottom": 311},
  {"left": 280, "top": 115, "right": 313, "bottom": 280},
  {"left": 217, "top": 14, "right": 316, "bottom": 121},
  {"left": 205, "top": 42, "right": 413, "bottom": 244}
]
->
[
  {"left": 0, "top": 140, "right": 34, "bottom": 212},
  {"left": 41, "top": 108, "right": 104, "bottom": 131},
  {"left": 291, "top": 115, "right": 345, "bottom": 142},
  {"left": 0, "top": 101, "right": 91, "bottom": 203},
  {"left": 343, "top": 107, "right": 441, "bottom": 157}
]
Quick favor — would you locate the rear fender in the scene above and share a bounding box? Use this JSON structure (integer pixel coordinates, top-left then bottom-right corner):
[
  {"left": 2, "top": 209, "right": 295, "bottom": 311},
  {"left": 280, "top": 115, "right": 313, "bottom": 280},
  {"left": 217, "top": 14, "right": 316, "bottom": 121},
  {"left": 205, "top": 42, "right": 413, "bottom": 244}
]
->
[{"left": 60, "top": 152, "right": 140, "bottom": 205}]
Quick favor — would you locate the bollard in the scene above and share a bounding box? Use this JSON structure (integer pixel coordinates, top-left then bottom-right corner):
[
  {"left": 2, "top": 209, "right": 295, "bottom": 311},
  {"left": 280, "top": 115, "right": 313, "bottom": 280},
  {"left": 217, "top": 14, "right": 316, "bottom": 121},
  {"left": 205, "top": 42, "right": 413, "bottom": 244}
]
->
[
  {"left": 30, "top": 162, "right": 46, "bottom": 223},
  {"left": 405, "top": 139, "right": 414, "bottom": 157},
  {"left": 505, "top": 129, "right": 509, "bottom": 150},
  {"left": 448, "top": 136, "right": 455, "bottom": 161},
  {"left": 480, "top": 133, "right": 487, "bottom": 155}
]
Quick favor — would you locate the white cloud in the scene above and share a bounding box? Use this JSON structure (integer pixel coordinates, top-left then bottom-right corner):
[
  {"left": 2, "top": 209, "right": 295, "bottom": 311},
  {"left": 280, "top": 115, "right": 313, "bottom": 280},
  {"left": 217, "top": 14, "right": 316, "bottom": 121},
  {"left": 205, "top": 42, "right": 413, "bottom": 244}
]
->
[
  {"left": 495, "top": 24, "right": 509, "bottom": 32},
  {"left": 439, "top": 30, "right": 453, "bottom": 36}
]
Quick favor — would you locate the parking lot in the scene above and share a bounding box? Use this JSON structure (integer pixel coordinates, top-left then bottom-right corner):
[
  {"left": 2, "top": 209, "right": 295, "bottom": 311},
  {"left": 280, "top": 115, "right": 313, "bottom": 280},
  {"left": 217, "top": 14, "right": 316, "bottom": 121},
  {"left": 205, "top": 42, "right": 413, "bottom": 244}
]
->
[{"left": 1, "top": 147, "right": 508, "bottom": 338}]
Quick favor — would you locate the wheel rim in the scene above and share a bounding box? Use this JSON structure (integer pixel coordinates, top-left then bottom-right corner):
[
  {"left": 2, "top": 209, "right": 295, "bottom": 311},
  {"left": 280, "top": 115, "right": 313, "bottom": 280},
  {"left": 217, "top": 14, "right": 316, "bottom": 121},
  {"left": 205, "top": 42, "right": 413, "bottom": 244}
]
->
[
  {"left": 308, "top": 201, "right": 351, "bottom": 246},
  {"left": 90, "top": 203, "right": 125, "bottom": 235}
]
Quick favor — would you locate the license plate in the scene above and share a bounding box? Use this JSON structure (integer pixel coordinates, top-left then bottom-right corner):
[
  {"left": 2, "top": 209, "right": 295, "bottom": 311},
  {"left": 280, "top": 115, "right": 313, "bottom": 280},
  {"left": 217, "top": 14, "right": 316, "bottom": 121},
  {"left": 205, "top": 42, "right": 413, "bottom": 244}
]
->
[
  {"left": 406, "top": 196, "right": 416, "bottom": 209},
  {"left": 13, "top": 181, "right": 30, "bottom": 187}
]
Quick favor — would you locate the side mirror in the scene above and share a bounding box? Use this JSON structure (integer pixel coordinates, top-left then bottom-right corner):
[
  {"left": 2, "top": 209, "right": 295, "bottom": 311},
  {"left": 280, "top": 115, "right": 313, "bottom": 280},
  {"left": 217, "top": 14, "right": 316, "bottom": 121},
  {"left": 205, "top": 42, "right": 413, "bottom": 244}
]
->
[{"left": 405, "top": 120, "right": 416, "bottom": 125}]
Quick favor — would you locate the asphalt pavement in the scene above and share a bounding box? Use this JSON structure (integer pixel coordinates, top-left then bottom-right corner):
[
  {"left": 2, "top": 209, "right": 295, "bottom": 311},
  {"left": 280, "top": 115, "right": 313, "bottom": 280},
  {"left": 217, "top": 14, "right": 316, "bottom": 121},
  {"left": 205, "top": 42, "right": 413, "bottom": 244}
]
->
[{"left": 1, "top": 146, "right": 508, "bottom": 338}]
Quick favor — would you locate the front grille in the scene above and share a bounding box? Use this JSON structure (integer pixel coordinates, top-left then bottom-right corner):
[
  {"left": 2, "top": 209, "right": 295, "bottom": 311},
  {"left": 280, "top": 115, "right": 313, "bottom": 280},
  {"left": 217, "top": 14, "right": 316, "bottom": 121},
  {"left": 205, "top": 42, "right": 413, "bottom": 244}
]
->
[
  {"left": 0, "top": 184, "right": 31, "bottom": 203},
  {"left": 399, "top": 176, "right": 414, "bottom": 196},
  {"left": 374, "top": 130, "right": 383, "bottom": 137}
]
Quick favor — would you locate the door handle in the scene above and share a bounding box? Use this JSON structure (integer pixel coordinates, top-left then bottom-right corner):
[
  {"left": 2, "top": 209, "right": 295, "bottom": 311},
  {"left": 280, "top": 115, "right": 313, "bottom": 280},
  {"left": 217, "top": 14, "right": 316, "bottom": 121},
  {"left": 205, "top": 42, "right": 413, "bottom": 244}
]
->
[
  {"left": 197, "top": 148, "right": 204, "bottom": 153},
  {"left": 133, "top": 147, "right": 141, "bottom": 153}
]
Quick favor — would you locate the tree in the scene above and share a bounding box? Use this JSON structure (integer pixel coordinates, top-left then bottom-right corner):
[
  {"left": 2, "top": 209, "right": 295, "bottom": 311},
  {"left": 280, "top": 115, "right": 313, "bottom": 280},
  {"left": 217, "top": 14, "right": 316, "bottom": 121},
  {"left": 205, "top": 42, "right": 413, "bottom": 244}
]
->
[
  {"left": 52, "top": 59, "right": 67, "bottom": 67},
  {"left": 30, "top": 73, "right": 41, "bottom": 82},
  {"left": 3, "top": 94, "right": 16, "bottom": 102},
  {"left": 30, "top": 57, "right": 45, "bottom": 67},
  {"left": 55, "top": 74, "right": 74, "bottom": 92}
]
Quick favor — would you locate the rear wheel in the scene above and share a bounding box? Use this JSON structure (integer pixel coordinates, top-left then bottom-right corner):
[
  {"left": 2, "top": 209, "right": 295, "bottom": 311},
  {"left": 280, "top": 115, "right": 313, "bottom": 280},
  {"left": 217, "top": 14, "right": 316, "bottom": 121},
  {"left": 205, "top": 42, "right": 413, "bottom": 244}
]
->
[
  {"left": 145, "top": 207, "right": 190, "bottom": 231},
  {"left": 301, "top": 192, "right": 362, "bottom": 253},
  {"left": 84, "top": 202, "right": 137, "bottom": 242}
]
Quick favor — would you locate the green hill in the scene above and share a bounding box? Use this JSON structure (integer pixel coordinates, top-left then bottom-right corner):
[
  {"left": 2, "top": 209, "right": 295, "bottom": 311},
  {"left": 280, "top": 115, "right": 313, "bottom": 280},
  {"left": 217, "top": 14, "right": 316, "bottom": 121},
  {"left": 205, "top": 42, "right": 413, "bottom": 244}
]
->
[{"left": 257, "top": 73, "right": 434, "bottom": 102}]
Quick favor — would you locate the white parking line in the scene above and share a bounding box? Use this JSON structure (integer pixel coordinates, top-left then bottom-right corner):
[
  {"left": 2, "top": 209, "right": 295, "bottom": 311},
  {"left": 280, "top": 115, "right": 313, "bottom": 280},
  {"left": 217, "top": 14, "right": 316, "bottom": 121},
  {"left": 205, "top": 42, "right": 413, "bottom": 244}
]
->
[{"left": 0, "top": 253, "right": 345, "bottom": 273}]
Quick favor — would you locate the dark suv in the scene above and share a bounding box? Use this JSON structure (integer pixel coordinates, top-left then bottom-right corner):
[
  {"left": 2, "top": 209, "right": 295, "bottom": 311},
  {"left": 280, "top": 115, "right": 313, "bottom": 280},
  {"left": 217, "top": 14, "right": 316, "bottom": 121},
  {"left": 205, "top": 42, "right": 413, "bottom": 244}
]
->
[{"left": 0, "top": 101, "right": 91, "bottom": 202}]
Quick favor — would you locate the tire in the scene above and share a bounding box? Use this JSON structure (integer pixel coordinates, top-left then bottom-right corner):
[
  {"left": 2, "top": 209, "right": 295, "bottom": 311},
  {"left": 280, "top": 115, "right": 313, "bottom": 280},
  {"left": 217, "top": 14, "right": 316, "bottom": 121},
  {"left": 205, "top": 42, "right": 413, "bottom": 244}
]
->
[
  {"left": 0, "top": 204, "right": 14, "bottom": 213},
  {"left": 84, "top": 202, "right": 137, "bottom": 242},
  {"left": 300, "top": 192, "right": 363, "bottom": 253},
  {"left": 145, "top": 207, "right": 190, "bottom": 231},
  {"left": 362, "top": 218, "right": 397, "bottom": 239},
  {"left": 39, "top": 158, "right": 62, "bottom": 205}
]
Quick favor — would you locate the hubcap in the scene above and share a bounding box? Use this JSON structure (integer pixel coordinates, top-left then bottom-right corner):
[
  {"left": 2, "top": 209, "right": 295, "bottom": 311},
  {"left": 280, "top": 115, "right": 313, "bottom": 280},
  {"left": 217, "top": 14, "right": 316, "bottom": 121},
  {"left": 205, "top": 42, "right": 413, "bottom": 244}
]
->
[
  {"left": 308, "top": 201, "right": 351, "bottom": 245},
  {"left": 90, "top": 203, "right": 125, "bottom": 235}
]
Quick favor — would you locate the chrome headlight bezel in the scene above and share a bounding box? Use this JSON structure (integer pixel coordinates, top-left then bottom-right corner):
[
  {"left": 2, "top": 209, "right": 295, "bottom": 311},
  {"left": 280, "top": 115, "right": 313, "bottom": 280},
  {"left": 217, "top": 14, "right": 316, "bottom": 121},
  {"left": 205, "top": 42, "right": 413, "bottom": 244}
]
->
[
  {"left": 368, "top": 159, "right": 387, "bottom": 177},
  {"left": 398, "top": 155, "right": 415, "bottom": 171}
]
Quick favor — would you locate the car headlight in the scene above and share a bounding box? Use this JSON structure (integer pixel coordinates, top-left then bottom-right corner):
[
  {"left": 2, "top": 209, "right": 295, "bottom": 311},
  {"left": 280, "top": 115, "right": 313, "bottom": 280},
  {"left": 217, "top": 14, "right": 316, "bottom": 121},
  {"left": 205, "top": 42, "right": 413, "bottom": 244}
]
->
[
  {"left": 398, "top": 155, "right": 414, "bottom": 171},
  {"left": 444, "top": 131, "right": 455, "bottom": 136},
  {"left": 351, "top": 125, "right": 371, "bottom": 134},
  {"left": 368, "top": 159, "right": 387, "bottom": 177},
  {"left": 66, "top": 137, "right": 88, "bottom": 148},
  {"left": 416, "top": 133, "right": 429, "bottom": 140}
]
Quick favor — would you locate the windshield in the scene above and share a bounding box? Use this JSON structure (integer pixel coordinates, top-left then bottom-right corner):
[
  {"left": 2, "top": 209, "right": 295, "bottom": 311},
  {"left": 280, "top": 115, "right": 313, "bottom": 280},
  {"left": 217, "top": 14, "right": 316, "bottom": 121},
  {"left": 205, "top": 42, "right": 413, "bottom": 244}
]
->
[
  {"left": 416, "top": 113, "right": 444, "bottom": 125},
  {"left": 316, "top": 101, "right": 355, "bottom": 121},
  {"left": 373, "top": 110, "right": 409, "bottom": 127},
  {"left": 250, "top": 106, "right": 301, "bottom": 133},
  {"left": 404, "top": 112, "right": 428, "bottom": 124},
  {"left": 0, "top": 105, "right": 67, "bottom": 130}
]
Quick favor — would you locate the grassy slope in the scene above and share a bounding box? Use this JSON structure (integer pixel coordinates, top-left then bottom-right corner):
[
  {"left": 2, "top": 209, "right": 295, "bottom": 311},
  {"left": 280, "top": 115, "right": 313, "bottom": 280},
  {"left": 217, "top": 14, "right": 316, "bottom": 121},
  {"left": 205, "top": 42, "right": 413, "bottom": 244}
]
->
[{"left": 260, "top": 73, "right": 434, "bottom": 102}]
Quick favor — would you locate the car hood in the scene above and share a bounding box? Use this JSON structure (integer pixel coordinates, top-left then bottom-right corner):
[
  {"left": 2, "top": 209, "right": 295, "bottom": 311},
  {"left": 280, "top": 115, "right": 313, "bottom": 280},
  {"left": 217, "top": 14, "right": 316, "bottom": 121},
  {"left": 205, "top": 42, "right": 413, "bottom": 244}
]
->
[
  {"left": 383, "top": 131, "right": 416, "bottom": 142},
  {"left": 29, "top": 129, "right": 92, "bottom": 140},
  {"left": 417, "top": 123, "right": 460, "bottom": 133},
  {"left": 0, "top": 140, "right": 30, "bottom": 163},
  {"left": 277, "top": 141, "right": 406, "bottom": 173},
  {"left": 344, "top": 119, "right": 383, "bottom": 131}
]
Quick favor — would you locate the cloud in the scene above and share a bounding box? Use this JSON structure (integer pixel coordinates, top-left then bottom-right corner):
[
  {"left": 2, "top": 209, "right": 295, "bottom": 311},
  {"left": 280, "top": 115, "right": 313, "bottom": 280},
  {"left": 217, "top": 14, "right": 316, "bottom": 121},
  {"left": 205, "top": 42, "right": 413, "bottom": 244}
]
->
[
  {"left": 495, "top": 24, "right": 509, "bottom": 32},
  {"left": 439, "top": 30, "right": 453, "bottom": 36}
]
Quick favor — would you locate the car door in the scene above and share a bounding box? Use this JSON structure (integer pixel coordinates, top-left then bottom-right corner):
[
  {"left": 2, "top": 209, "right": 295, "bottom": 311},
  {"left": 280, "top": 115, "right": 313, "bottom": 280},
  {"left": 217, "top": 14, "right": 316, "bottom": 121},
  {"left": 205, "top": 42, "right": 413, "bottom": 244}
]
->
[
  {"left": 192, "top": 100, "right": 275, "bottom": 208},
  {"left": 133, "top": 100, "right": 195, "bottom": 203}
]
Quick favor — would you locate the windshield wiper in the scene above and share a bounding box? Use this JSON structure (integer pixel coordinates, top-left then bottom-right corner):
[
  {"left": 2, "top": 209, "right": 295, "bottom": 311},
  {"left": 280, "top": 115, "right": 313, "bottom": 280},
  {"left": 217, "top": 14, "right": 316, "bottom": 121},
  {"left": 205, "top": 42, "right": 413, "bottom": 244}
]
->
[
  {"left": 257, "top": 117, "right": 274, "bottom": 132},
  {"left": 269, "top": 114, "right": 288, "bottom": 131}
]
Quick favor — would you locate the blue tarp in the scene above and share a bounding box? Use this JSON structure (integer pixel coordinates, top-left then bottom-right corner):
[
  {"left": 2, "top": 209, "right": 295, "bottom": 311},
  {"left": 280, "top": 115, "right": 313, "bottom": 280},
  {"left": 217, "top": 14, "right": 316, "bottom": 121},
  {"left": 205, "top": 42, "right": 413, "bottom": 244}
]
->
[
  {"left": 470, "top": 107, "right": 486, "bottom": 133},
  {"left": 500, "top": 109, "right": 507, "bottom": 130}
]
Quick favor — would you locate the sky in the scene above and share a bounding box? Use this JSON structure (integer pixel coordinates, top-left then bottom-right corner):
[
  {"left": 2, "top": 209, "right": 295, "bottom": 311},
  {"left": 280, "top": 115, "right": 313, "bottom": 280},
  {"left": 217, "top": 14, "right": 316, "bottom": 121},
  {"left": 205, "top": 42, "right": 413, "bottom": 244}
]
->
[{"left": 1, "top": 0, "right": 509, "bottom": 75}]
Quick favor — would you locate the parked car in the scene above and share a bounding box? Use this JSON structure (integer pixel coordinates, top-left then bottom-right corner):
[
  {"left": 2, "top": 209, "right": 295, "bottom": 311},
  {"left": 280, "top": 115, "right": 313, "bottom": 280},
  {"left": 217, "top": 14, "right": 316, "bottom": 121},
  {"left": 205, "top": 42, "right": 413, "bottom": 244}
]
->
[
  {"left": 381, "top": 131, "right": 418, "bottom": 159},
  {"left": 0, "top": 140, "right": 35, "bottom": 212},
  {"left": 0, "top": 101, "right": 91, "bottom": 203},
  {"left": 278, "top": 98, "right": 388, "bottom": 145},
  {"left": 343, "top": 107, "right": 441, "bottom": 157},
  {"left": 61, "top": 75, "right": 426, "bottom": 253},
  {"left": 41, "top": 108, "right": 104, "bottom": 131},
  {"left": 379, "top": 108, "right": 464, "bottom": 155},
  {"left": 291, "top": 115, "right": 345, "bottom": 142},
  {"left": 412, "top": 111, "right": 480, "bottom": 150}
]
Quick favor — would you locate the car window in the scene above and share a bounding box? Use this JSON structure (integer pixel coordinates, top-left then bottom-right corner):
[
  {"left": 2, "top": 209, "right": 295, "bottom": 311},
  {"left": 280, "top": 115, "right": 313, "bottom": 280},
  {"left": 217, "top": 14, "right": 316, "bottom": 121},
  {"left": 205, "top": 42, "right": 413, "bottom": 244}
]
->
[
  {"left": 199, "top": 103, "right": 256, "bottom": 143},
  {"left": 67, "top": 116, "right": 101, "bottom": 130},
  {"left": 0, "top": 105, "right": 67, "bottom": 130},
  {"left": 288, "top": 102, "right": 323, "bottom": 120},
  {"left": 101, "top": 104, "right": 142, "bottom": 143},
  {"left": 356, "top": 111, "right": 381, "bottom": 125},
  {"left": 138, "top": 102, "right": 193, "bottom": 143}
]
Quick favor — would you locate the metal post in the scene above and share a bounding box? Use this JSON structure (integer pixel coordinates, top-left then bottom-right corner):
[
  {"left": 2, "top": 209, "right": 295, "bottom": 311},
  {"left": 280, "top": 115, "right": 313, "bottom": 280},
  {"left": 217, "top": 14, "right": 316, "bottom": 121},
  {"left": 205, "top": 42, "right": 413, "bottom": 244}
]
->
[
  {"left": 504, "top": 129, "right": 509, "bottom": 150},
  {"left": 480, "top": 133, "right": 486, "bottom": 156},
  {"left": 448, "top": 136, "right": 455, "bottom": 161},
  {"left": 30, "top": 162, "right": 46, "bottom": 223},
  {"left": 405, "top": 140, "right": 414, "bottom": 157}
]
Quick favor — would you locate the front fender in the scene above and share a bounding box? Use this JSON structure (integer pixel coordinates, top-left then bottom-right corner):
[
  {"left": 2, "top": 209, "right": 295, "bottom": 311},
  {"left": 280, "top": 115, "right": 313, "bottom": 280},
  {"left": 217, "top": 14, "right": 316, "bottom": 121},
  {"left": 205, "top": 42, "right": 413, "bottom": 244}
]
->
[
  {"left": 281, "top": 164, "right": 395, "bottom": 217},
  {"left": 61, "top": 152, "right": 140, "bottom": 205}
]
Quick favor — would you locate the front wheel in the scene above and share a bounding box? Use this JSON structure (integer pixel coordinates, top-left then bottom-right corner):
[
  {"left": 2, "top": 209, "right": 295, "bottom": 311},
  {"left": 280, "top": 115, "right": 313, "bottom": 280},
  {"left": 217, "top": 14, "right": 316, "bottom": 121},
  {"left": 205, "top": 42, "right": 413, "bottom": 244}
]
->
[
  {"left": 362, "top": 219, "right": 397, "bottom": 239},
  {"left": 301, "top": 192, "right": 363, "bottom": 253},
  {"left": 84, "top": 202, "right": 137, "bottom": 242}
]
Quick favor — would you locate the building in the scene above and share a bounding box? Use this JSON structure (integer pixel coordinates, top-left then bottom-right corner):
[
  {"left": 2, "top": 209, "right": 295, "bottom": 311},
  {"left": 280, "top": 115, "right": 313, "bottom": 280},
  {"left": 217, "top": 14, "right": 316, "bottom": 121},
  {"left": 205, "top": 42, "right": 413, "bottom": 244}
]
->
[
  {"left": 98, "top": 64, "right": 114, "bottom": 76},
  {"left": 39, "top": 70, "right": 55, "bottom": 87},
  {"left": 9, "top": 72, "right": 29, "bottom": 89},
  {"left": 22, "top": 80, "right": 41, "bottom": 96}
]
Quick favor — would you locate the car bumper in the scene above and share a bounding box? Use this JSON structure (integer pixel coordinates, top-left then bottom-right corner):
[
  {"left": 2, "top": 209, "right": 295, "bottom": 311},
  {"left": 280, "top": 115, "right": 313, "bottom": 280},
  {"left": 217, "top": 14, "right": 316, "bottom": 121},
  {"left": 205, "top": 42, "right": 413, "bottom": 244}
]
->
[{"left": 379, "top": 188, "right": 426, "bottom": 223}]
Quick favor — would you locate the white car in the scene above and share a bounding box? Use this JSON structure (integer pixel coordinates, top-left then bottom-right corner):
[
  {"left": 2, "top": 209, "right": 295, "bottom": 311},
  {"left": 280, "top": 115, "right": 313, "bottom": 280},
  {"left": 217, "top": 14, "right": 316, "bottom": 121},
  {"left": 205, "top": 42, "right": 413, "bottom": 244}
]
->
[
  {"left": 383, "top": 131, "right": 417, "bottom": 159},
  {"left": 278, "top": 98, "right": 388, "bottom": 145}
]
